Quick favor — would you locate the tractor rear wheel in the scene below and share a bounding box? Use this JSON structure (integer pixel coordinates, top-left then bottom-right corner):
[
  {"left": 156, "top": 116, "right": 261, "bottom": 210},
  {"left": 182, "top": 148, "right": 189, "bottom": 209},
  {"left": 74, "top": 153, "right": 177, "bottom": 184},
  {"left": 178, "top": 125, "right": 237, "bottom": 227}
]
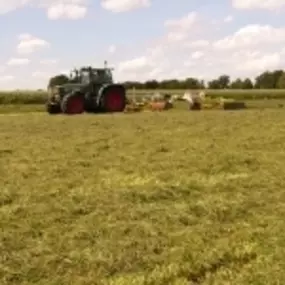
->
[
  {"left": 99, "top": 85, "right": 126, "bottom": 112},
  {"left": 61, "top": 92, "right": 84, "bottom": 115}
]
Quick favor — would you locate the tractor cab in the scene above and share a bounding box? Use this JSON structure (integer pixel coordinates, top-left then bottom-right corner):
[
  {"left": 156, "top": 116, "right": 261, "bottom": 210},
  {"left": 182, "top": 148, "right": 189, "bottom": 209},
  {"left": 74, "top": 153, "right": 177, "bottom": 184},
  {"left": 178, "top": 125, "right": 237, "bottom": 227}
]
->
[
  {"left": 71, "top": 66, "right": 114, "bottom": 85},
  {"left": 91, "top": 68, "right": 113, "bottom": 84}
]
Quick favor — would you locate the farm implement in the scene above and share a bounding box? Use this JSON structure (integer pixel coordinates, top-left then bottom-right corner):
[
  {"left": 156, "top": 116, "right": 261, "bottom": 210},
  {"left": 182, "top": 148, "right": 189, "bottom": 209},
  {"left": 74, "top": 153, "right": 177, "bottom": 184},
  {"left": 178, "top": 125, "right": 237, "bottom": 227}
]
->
[
  {"left": 181, "top": 91, "right": 247, "bottom": 110},
  {"left": 46, "top": 62, "right": 127, "bottom": 115}
]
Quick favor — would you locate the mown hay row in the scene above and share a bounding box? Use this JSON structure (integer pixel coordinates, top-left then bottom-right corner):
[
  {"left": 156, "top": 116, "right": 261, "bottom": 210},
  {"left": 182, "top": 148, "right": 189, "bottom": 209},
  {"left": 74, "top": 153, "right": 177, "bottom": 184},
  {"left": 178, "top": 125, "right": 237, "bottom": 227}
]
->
[
  {"left": 223, "top": 101, "right": 247, "bottom": 110},
  {"left": 1, "top": 89, "right": 285, "bottom": 105}
]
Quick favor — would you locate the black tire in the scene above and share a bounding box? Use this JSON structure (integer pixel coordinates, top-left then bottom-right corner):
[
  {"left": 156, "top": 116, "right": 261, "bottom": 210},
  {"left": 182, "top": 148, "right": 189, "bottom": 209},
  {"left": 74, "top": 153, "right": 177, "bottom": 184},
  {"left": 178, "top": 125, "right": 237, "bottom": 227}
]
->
[
  {"left": 61, "top": 92, "right": 85, "bottom": 114},
  {"left": 46, "top": 103, "right": 61, "bottom": 114}
]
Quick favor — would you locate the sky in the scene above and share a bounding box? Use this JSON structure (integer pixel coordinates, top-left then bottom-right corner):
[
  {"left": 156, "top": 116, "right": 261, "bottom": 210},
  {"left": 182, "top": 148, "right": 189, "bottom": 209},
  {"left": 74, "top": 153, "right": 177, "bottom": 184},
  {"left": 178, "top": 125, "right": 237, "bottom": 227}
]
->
[{"left": 0, "top": 0, "right": 285, "bottom": 90}]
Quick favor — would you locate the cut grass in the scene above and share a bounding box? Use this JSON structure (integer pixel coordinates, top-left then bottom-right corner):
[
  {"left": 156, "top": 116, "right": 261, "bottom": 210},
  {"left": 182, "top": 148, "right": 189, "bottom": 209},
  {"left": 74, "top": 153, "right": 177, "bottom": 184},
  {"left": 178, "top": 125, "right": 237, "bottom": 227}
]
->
[
  {"left": 0, "top": 104, "right": 44, "bottom": 114},
  {"left": 2, "top": 89, "right": 285, "bottom": 105},
  {"left": 1, "top": 110, "right": 285, "bottom": 284},
  {"left": 0, "top": 99, "right": 285, "bottom": 114}
]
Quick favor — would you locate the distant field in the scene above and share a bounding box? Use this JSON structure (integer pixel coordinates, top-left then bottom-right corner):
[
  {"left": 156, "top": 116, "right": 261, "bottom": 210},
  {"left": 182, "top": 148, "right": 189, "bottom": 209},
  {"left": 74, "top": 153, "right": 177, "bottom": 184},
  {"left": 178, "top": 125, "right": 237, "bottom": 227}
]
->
[
  {"left": 1, "top": 89, "right": 285, "bottom": 105},
  {"left": 1, "top": 110, "right": 285, "bottom": 284}
]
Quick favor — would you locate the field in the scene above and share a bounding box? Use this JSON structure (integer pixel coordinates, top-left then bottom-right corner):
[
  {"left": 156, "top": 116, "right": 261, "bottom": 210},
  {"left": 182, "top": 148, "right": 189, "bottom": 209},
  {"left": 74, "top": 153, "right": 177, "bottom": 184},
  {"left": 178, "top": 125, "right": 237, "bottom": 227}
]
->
[
  {"left": 1, "top": 88, "right": 285, "bottom": 114},
  {"left": 1, "top": 109, "right": 285, "bottom": 284},
  {"left": 1, "top": 89, "right": 285, "bottom": 105}
]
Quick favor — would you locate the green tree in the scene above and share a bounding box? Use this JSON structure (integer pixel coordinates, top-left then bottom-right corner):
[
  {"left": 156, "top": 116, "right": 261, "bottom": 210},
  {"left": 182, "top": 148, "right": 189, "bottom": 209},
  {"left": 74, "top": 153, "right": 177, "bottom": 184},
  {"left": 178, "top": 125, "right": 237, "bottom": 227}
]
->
[
  {"left": 255, "top": 70, "right": 283, "bottom": 89},
  {"left": 184, "top": 77, "right": 203, "bottom": 89},
  {"left": 217, "top": 75, "right": 230, "bottom": 89},
  {"left": 277, "top": 73, "right": 285, "bottom": 88},
  {"left": 208, "top": 75, "right": 230, "bottom": 89},
  {"left": 272, "top": 70, "right": 284, "bottom": 88},
  {"left": 230, "top": 78, "right": 243, "bottom": 89},
  {"left": 242, "top": 78, "right": 253, "bottom": 89},
  {"left": 48, "top": 74, "right": 69, "bottom": 88},
  {"left": 145, "top": 80, "right": 159, "bottom": 89},
  {"left": 208, "top": 79, "right": 221, "bottom": 89}
]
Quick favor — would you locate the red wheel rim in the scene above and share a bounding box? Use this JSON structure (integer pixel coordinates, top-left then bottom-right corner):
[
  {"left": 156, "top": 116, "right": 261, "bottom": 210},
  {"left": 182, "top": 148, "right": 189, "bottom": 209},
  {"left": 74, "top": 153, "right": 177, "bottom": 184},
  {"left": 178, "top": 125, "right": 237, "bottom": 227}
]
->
[
  {"left": 105, "top": 90, "right": 124, "bottom": 112},
  {"left": 66, "top": 96, "right": 84, "bottom": 114}
]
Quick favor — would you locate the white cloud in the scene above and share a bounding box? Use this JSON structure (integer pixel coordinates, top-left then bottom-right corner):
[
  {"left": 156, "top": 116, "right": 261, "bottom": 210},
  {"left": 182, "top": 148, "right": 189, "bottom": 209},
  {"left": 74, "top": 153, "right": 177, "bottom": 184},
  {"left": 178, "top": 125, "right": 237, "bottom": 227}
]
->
[
  {"left": 32, "top": 71, "right": 51, "bottom": 78},
  {"left": 164, "top": 12, "right": 198, "bottom": 30},
  {"left": 114, "top": 14, "right": 285, "bottom": 83},
  {"left": 162, "top": 12, "right": 206, "bottom": 46},
  {"left": 213, "top": 25, "right": 285, "bottom": 50},
  {"left": 101, "top": 0, "right": 151, "bottom": 12},
  {"left": 59, "top": 69, "right": 69, "bottom": 75},
  {"left": 185, "top": 40, "right": 210, "bottom": 48},
  {"left": 191, "top": 51, "right": 204, "bottom": 59},
  {"left": 17, "top": 33, "right": 50, "bottom": 54},
  {"left": 0, "top": 0, "right": 88, "bottom": 19},
  {"left": 108, "top": 45, "right": 116, "bottom": 53},
  {"left": 0, "top": 0, "right": 30, "bottom": 14},
  {"left": 118, "top": 56, "right": 151, "bottom": 72},
  {"left": 236, "top": 53, "right": 281, "bottom": 72},
  {"left": 167, "top": 32, "right": 188, "bottom": 42},
  {"left": 7, "top": 58, "right": 30, "bottom": 65},
  {"left": 232, "top": 0, "right": 285, "bottom": 10},
  {"left": 47, "top": 3, "right": 86, "bottom": 20},
  {"left": 0, "top": 75, "right": 14, "bottom": 81},
  {"left": 224, "top": 15, "right": 233, "bottom": 22},
  {"left": 40, "top": 59, "right": 57, "bottom": 65}
]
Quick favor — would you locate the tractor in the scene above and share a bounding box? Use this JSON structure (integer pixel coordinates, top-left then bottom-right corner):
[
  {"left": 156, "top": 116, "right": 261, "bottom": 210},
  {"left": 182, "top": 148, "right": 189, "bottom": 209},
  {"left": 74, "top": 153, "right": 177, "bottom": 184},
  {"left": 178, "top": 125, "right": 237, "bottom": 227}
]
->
[{"left": 46, "top": 62, "right": 127, "bottom": 114}]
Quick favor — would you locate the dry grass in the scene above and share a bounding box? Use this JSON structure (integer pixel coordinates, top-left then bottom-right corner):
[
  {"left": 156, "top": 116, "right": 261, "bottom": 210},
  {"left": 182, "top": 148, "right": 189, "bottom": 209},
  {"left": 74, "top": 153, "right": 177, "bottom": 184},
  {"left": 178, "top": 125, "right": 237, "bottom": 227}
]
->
[
  {"left": 1, "top": 110, "right": 285, "bottom": 284},
  {"left": 2, "top": 89, "right": 285, "bottom": 105},
  {"left": 1, "top": 98, "right": 285, "bottom": 115}
]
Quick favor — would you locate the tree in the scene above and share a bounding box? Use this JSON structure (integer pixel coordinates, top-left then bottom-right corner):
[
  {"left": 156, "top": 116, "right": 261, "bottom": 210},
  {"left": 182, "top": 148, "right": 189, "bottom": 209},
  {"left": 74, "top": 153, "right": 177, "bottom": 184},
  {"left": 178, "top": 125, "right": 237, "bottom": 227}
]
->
[
  {"left": 145, "top": 80, "right": 159, "bottom": 89},
  {"left": 230, "top": 78, "right": 243, "bottom": 89},
  {"left": 254, "top": 70, "right": 283, "bottom": 89},
  {"left": 208, "top": 79, "right": 221, "bottom": 89},
  {"left": 217, "top": 75, "right": 230, "bottom": 89},
  {"left": 272, "top": 70, "right": 284, "bottom": 88},
  {"left": 48, "top": 74, "right": 69, "bottom": 88},
  {"left": 242, "top": 78, "right": 253, "bottom": 89},
  {"left": 208, "top": 75, "right": 230, "bottom": 89},
  {"left": 184, "top": 77, "right": 204, "bottom": 89},
  {"left": 277, "top": 73, "right": 285, "bottom": 89}
]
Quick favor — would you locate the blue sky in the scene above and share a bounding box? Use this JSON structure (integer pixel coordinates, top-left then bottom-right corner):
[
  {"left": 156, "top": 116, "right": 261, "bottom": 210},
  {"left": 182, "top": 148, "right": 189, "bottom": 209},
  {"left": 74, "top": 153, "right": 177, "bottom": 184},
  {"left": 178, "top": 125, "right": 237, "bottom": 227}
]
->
[{"left": 0, "top": 0, "right": 284, "bottom": 89}]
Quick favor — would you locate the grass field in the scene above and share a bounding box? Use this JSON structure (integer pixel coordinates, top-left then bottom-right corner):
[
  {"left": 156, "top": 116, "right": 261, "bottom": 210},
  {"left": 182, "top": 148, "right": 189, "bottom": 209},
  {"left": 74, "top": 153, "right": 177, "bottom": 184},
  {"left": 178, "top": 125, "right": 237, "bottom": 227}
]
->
[
  {"left": 2, "top": 89, "right": 285, "bottom": 105},
  {"left": 0, "top": 99, "right": 284, "bottom": 114},
  {"left": 1, "top": 110, "right": 285, "bottom": 284}
]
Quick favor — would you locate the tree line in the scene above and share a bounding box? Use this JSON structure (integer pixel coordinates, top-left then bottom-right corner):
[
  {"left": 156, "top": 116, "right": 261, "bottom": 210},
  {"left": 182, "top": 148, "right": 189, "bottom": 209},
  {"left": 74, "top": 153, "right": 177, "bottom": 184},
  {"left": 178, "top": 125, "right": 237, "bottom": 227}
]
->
[
  {"left": 124, "top": 70, "right": 285, "bottom": 89},
  {"left": 49, "top": 69, "right": 285, "bottom": 89}
]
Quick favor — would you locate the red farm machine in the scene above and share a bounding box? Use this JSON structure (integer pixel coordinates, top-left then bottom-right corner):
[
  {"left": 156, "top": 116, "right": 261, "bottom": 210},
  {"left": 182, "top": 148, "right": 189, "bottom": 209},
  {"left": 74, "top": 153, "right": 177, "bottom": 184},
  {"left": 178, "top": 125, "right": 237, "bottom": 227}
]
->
[{"left": 46, "top": 62, "right": 127, "bottom": 114}]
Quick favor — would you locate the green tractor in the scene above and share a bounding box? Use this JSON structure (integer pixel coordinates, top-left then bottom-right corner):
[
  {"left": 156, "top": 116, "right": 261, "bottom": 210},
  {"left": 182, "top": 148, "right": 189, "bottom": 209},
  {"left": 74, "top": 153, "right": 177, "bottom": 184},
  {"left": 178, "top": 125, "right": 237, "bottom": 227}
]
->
[{"left": 46, "top": 62, "right": 127, "bottom": 115}]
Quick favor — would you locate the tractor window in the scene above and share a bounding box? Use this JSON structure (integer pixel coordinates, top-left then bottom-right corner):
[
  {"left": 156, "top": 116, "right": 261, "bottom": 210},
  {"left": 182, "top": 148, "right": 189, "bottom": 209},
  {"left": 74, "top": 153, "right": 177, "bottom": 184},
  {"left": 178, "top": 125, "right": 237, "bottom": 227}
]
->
[
  {"left": 99, "top": 69, "right": 112, "bottom": 82},
  {"left": 97, "top": 70, "right": 106, "bottom": 81},
  {"left": 81, "top": 71, "right": 90, "bottom": 84},
  {"left": 105, "top": 70, "right": 112, "bottom": 80},
  {"left": 92, "top": 70, "right": 98, "bottom": 80}
]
